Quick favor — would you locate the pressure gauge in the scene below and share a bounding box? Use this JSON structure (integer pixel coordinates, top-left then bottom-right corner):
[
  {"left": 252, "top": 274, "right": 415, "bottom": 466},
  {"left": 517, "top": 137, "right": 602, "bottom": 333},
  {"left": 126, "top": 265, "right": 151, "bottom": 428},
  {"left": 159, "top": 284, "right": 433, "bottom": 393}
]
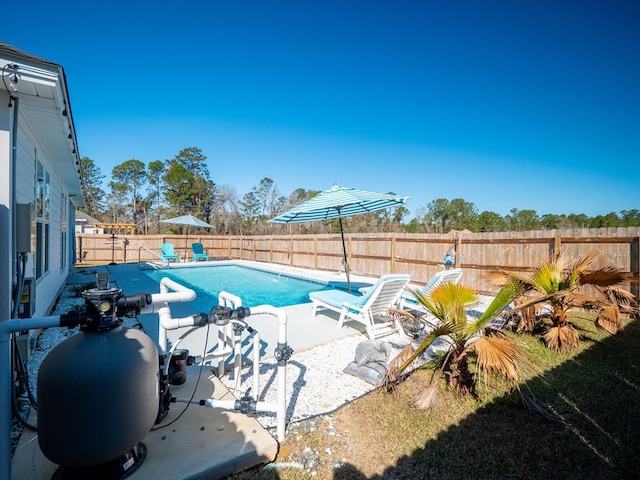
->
[{"left": 98, "top": 300, "right": 112, "bottom": 313}]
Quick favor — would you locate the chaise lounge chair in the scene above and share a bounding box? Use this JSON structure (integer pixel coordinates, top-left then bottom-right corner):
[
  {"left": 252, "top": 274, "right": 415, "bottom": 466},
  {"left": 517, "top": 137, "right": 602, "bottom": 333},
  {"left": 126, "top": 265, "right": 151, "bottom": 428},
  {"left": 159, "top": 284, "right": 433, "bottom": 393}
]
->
[
  {"left": 160, "top": 242, "right": 180, "bottom": 262},
  {"left": 191, "top": 242, "right": 209, "bottom": 261},
  {"left": 309, "top": 274, "right": 411, "bottom": 339},
  {"left": 399, "top": 268, "right": 463, "bottom": 311}
]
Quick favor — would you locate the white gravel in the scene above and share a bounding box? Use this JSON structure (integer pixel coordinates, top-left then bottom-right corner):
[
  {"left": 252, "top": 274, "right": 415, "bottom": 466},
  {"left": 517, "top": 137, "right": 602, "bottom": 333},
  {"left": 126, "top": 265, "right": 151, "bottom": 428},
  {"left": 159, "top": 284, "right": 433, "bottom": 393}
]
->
[{"left": 220, "top": 334, "right": 376, "bottom": 430}]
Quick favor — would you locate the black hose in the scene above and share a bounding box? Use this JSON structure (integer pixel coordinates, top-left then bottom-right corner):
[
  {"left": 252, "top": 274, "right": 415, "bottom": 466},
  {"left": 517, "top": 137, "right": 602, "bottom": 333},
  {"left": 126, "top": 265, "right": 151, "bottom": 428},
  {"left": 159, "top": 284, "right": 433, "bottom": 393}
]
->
[
  {"left": 10, "top": 252, "right": 39, "bottom": 430},
  {"left": 12, "top": 335, "right": 38, "bottom": 408},
  {"left": 151, "top": 322, "right": 211, "bottom": 430},
  {"left": 10, "top": 339, "right": 37, "bottom": 431},
  {"left": 11, "top": 253, "right": 38, "bottom": 410}
]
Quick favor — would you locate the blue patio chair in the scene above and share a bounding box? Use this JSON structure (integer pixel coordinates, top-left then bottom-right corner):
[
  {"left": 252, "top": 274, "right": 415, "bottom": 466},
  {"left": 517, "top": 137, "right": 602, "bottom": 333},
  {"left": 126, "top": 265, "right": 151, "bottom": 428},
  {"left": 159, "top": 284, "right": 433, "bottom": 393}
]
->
[
  {"left": 309, "top": 274, "right": 411, "bottom": 339},
  {"left": 160, "top": 243, "right": 179, "bottom": 262},
  {"left": 191, "top": 243, "right": 209, "bottom": 261}
]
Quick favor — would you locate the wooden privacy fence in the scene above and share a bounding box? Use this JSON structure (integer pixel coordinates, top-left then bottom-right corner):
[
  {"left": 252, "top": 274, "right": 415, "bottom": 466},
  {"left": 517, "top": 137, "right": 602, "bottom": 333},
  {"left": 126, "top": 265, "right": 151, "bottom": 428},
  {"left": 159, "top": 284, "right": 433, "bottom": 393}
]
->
[{"left": 76, "top": 227, "right": 639, "bottom": 297}]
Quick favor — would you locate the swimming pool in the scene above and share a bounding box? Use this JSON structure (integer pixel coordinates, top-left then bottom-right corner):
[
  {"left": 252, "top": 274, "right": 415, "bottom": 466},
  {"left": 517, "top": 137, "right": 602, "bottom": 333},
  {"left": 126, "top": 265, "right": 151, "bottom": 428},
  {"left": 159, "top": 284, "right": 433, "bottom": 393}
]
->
[{"left": 144, "top": 264, "right": 336, "bottom": 308}]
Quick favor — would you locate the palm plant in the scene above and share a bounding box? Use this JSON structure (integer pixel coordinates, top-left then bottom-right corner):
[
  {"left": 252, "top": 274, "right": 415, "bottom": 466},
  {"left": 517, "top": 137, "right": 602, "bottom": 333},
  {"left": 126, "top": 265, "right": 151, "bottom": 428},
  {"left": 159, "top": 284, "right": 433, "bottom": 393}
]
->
[
  {"left": 386, "top": 280, "right": 523, "bottom": 408},
  {"left": 489, "top": 251, "right": 638, "bottom": 352}
]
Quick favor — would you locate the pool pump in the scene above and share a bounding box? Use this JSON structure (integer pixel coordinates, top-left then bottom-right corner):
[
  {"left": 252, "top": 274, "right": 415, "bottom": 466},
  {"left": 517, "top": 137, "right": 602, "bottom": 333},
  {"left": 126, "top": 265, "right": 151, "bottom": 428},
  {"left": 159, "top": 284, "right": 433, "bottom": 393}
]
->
[
  {"left": 37, "top": 282, "right": 158, "bottom": 479},
  {"left": 1, "top": 274, "right": 290, "bottom": 480}
]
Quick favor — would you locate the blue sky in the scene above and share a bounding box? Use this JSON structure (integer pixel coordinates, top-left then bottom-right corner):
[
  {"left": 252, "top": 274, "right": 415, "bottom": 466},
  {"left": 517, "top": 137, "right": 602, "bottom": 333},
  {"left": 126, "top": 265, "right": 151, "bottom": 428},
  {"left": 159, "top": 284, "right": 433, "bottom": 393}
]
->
[{"left": 4, "top": 1, "right": 639, "bottom": 218}]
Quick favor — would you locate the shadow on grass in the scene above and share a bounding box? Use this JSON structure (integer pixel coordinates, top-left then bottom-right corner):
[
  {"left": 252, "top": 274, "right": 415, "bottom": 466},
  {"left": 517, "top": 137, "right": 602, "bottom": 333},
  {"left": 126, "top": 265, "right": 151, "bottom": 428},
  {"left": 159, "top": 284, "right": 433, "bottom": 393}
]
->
[{"left": 329, "top": 317, "right": 640, "bottom": 480}]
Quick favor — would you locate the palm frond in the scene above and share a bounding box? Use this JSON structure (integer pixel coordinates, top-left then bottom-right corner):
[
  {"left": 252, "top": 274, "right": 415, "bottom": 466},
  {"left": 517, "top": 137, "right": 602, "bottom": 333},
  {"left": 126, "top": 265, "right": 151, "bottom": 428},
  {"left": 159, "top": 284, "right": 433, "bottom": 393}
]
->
[
  {"left": 535, "top": 262, "right": 563, "bottom": 292},
  {"left": 484, "top": 270, "right": 512, "bottom": 286},
  {"left": 467, "top": 278, "right": 525, "bottom": 336},
  {"left": 602, "top": 285, "right": 639, "bottom": 311},
  {"left": 580, "top": 267, "right": 632, "bottom": 288},
  {"left": 386, "top": 344, "right": 416, "bottom": 385},
  {"left": 431, "top": 283, "right": 479, "bottom": 324},
  {"left": 407, "top": 287, "right": 436, "bottom": 314},
  {"left": 473, "top": 336, "right": 520, "bottom": 383},
  {"left": 411, "top": 282, "right": 480, "bottom": 330},
  {"left": 517, "top": 385, "right": 567, "bottom": 423},
  {"left": 485, "top": 270, "right": 534, "bottom": 292},
  {"left": 554, "top": 250, "right": 577, "bottom": 272},
  {"left": 543, "top": 324, "right": 579, "bottom": 351},
  {"left": 569, "top": 251, "right": 600, "bottom": 278},
  {"left": 391, "top": 322, "right": 458, "bottom": 376},
  {"left": 563, "top": 290, "right": 602, "bottom": 309},
  {"left": 516, "top": 302, "right": 539, "bottom": 333},
  {"left": 595, "top": 304, "right": 621, "bottom": 334},
  {"left": 414, "top": 383, "right": 439, "bottom": 410}
]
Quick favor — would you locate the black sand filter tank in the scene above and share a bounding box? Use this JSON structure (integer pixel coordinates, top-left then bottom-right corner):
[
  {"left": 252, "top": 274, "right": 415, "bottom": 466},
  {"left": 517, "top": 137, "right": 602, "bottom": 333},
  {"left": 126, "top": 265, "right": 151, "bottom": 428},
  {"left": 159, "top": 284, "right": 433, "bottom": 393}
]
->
[{"left": 37, "top": 285, "right": 159, "bottom": 479}]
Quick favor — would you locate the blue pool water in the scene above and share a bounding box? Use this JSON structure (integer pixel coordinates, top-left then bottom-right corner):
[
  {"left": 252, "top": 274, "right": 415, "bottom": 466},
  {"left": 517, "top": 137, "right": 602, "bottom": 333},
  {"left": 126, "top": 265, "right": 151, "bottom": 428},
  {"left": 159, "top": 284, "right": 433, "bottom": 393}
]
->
[{"left": 144, "top": 265, "right": 333, "bottom": 308}]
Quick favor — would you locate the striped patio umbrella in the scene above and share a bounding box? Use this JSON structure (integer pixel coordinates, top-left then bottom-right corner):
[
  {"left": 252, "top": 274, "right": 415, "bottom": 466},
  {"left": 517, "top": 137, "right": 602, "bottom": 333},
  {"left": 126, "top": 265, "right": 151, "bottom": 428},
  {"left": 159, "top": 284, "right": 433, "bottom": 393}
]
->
[{"left": 269, "top": 185, "right": 410, "bottom": 292}]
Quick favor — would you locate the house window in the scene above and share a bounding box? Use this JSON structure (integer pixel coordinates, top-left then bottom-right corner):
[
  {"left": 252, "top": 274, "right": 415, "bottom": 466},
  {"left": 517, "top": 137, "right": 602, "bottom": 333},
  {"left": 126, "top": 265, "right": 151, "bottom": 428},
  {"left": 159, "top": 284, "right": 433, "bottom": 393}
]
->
[
  {"left": 35, "top": 161, "right": 51, "bottom": 279},
  {"left": 60, "top": 193, "right": 67, "bottom": 270}
]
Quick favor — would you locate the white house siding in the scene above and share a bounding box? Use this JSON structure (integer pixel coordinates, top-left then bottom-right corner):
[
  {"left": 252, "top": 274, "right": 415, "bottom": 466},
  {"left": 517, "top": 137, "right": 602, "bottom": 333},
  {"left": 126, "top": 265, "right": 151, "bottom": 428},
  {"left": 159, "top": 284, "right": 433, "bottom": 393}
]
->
[{"left": 16, "top": 113, "right": 70, "bottom": 317}]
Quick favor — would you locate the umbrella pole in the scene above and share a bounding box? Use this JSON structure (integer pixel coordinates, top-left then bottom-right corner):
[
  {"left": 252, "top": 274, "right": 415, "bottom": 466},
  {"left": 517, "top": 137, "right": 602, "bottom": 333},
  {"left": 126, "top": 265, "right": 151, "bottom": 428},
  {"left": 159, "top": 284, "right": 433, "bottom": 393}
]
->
[
  {"left": 185, "top": 227, "right": 189, "bottom": 262},
  {"left": 338, "top": 216, "right": 351, "bottom": 293}
]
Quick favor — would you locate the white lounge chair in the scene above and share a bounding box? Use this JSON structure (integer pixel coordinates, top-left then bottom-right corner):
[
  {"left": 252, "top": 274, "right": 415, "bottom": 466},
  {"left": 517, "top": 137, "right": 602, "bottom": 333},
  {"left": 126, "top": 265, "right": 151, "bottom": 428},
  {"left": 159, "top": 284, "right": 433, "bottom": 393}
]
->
[
  {"left": 309, "top": 274, "right": 411, "bottom": 339},
  {"left": 399, "top": 268, "right": 463, "bottom": 311}
]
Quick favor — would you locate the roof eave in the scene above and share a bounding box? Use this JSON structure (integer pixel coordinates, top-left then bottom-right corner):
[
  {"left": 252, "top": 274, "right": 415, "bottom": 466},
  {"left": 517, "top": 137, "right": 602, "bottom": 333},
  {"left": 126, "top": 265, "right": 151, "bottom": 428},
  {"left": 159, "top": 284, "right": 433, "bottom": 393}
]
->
[{"left": 0, "top": 42, "right": 85, "bottom": 208}]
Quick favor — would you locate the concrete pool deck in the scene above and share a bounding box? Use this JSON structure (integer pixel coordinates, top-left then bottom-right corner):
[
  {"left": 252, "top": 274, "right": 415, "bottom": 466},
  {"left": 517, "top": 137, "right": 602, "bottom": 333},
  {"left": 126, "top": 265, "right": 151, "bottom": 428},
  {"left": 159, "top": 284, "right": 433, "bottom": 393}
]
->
[{"left": 12, "top": 260, "right": 377, "bottom": 480}]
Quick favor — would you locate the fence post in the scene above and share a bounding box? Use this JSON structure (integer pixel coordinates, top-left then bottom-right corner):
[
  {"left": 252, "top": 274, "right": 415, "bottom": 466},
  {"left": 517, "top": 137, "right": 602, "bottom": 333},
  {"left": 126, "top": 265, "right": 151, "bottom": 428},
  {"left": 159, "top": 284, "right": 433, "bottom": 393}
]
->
[
  {"left": 550, "top": 235, "right": 562, "bottom": 255},
  {"left": 391, "top": 236, "right": 396, "bottom": 273},
  {"left": 77, "top": 235, "right": 83, "bottom": 264},
  {"left": 314, "top": 238, "right": 318, "bottom": 270},
  {"left": 454, "top": 236, "right": 462, "bottom": 268},
  {"left": 289, "top": 237, "right": 293, "bottom": 267}
]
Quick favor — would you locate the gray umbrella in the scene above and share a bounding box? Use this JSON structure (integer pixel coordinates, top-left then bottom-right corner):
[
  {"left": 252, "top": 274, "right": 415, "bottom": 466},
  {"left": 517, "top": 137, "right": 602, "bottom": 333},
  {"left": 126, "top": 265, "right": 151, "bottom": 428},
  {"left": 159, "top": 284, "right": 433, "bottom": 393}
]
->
[
  {"left": 269, "top": 185, "right": 410, "bottom": 292},
  {"left": 160, "top": 214, "right": 214, "bottom": 257}
]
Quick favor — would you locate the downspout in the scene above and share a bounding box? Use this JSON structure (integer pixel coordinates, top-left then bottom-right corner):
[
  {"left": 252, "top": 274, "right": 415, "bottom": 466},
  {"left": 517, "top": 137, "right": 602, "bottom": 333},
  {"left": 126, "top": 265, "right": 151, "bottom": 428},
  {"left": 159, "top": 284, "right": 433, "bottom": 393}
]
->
[{"left": 10, "top": 96, "right": 18, "bottom": 296}]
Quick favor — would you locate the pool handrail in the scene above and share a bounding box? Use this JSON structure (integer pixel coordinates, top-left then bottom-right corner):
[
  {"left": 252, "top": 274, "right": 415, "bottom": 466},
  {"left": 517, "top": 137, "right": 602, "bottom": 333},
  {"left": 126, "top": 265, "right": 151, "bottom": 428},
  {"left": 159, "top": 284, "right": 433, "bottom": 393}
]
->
[{"left": 138, "top": 245, "right": 170, "bottom": 268}]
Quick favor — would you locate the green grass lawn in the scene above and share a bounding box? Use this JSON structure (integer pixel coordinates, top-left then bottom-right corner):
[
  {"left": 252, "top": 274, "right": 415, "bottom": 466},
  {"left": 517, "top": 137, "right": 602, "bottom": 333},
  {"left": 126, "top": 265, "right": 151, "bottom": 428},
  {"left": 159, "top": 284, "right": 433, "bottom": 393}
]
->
[{"left": 230, "top": 315, "right": 640, "bottom": 479}]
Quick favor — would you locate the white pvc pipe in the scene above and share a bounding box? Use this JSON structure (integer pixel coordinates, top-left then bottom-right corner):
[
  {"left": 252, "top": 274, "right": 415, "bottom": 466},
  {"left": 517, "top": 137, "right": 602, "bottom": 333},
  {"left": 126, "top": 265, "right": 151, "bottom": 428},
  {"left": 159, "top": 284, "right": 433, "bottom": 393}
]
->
[
  {"left": 140, "top": 277, "right": 196, "bottom": 311},
  {"left": 1, "top": 315, "right": 63, "bottom": 480},
  {"left": 218, "top": 291, "right": 242, "bottom": 308},
  {"left": 140, "top": 277, "right": 197, "bottom": 356},
  {"left": 244, "top": 305, "right": 288, "bottom": 442},
  {"left": 158, "top": 307, "right": 201, "bottom": 331},
  {"left": 178, "top": 305, "right": 288, "bottom": 441},
  {"left": 217, "top": 325, "right": 232, "bottom": 377},
  {"left": 255, "top": 401, "right": 280, "bottom": 412},
  {"left": 217, "top": 292, "right": 242, "bottom": 377},
  {"left": 231, "top": 328, "right": 241, "bottom": 388},
  {"left": 172, "top": 398, "right": 283, "bottom": 420},
  {"left": 173, "top": 398, "right": 238, "bottom": 410},
  {"left": 173, "top": 398, "right": 280, "bottom": 415},
  {"left": 252, "top": 331, "right": 260, "bottom": 399}
]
